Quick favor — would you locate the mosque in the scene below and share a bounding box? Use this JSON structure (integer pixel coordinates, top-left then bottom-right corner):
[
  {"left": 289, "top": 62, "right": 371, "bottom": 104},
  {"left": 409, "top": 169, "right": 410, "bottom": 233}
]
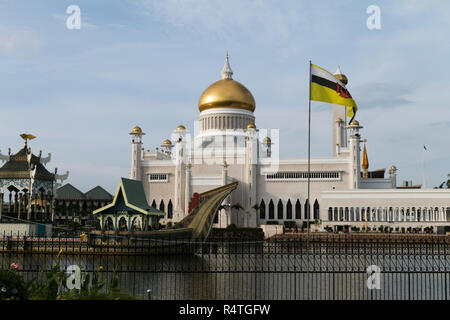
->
[{"left": 128, "top": 54, "right": 450, "bottom": 234}]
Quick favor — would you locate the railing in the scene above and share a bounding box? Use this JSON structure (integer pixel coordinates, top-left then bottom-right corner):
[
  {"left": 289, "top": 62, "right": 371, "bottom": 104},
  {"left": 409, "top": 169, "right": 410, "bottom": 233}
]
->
[{"left": 1, "top": 231, "right": 449, "bottom": 300}]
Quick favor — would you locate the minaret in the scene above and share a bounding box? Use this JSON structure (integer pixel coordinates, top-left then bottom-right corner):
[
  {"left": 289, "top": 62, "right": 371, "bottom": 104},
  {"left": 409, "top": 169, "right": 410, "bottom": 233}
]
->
[
  {"left": 389, "top": 165, "right": 398, "bottom": 188},
  {"left": 347, "top": 120, "right": 362, "bottom": 189},
  {"left": 245, "top": 123, "right": 258, "bottom": 227},
  {"left": 129, "top": 126, "right": 144, "bottom": 180},
  {"left": 174, "top": 125, "right": 187, "bottom": 220},
  {"left": 333, "top": 66, "right": 349, "bottom": 156},
  {"left": 361, "top": 144, "right": 369, "bottom": 179}
]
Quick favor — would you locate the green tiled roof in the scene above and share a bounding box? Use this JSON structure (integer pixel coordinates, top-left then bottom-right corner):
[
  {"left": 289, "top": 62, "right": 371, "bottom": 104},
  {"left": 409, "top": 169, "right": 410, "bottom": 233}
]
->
[
  {"left": 93, "top": 177, "right": 164, "bottom": 216},
  {"left": 56, "top": 184, "right": 85, "bottom": 200},
  {"left": 85, "top": 186, "right": 113, "bottom": 200}
]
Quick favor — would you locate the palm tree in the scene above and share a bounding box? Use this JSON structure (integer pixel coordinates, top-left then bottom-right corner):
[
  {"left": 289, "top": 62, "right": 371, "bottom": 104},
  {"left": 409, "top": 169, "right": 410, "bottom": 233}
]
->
[
  {"left": 231, "top": 202, "right": 244, "bottom": 226},
  {"left": 252, "top": 204, "right": 260, "bottom": 225}
]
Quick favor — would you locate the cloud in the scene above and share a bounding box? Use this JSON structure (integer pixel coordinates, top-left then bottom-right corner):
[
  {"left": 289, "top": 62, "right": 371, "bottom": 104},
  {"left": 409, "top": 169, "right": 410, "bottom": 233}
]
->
[
  {"left": 352, "top": 83, "right": 413, "bottom": 109},
  {"left": 0, "top": 25, "right": 44, "bottom": 58}
]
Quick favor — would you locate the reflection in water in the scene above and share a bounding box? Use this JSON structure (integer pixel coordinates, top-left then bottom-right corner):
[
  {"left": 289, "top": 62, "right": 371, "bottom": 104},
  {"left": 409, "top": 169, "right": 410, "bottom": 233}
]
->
[{"left": 1, "top": 242, "right": 449, "bottom": 300}]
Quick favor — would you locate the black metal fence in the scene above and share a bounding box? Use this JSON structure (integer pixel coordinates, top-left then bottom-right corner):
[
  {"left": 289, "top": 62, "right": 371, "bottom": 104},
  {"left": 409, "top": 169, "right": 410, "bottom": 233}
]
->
[{"left": 1, "top": 232, "right": 450, "bottom": 300}]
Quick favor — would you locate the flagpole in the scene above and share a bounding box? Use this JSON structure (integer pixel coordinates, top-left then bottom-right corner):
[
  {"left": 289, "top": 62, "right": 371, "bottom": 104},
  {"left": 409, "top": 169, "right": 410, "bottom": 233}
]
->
[{"left": 306, "top": 60, "right": 312, "bottom": 299}]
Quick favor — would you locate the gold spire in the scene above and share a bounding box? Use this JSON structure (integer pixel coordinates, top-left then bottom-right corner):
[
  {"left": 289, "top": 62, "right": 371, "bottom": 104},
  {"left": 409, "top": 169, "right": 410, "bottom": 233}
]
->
[
  {"left": 362, "top": 144, "right": 369, "bottom": 170},
  {"left": 20, "top": 133, "right": 36, "bottom": 147}
]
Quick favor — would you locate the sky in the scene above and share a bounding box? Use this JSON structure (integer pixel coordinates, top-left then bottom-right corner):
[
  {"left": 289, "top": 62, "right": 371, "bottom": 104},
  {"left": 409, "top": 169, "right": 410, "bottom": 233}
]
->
[{"left": 0, "top": 0, "right": 449, "bottom": 193}]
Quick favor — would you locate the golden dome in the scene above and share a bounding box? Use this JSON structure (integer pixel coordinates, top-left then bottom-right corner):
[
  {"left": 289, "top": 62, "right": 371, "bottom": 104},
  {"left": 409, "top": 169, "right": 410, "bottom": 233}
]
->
[
  {"left": 334, "top": 66, "right": 348, "bottom": 85},
  {"left": 263, "top": 137, "right": 271, "bottom": 143},
  {"left": 130, "top": 126, "right": 143, "bottom": 135},
  {"left": 162, "top": 139, "right": 172, "bottom": 145},
  {"left": 335, "top": 117, "right": 344, "bottom": 123},
  {"left": 246, "top": 123, "right": 256, "bottom": 129},
  {"left": 390, "top": 165, "right": 397, "bottom": 171},
  {"left": 350, "top": 120, "right": 360, "bottom": 126},
  {"left": 334, "top": 74, "right": 348, "bottom": 85},
  {"left": 176, "top": 125, "right": 186, "bottom": 131},
  {"left": 198, "top": 79, "right": 255, "bottom": 113}
]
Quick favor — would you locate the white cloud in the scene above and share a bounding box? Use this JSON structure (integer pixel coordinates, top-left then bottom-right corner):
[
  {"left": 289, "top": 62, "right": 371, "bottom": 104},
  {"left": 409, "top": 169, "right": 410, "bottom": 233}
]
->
[{"left": 0, "top": 25, "right": 44, "bottom": 58}]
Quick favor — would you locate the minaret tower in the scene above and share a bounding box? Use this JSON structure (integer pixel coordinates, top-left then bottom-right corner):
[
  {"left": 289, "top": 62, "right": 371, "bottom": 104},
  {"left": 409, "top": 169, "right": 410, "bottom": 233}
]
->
[
  {"left": 245, "top": 123, "right": 258, "bottom": 227},
  {"left": 129, "top": 126, "right": 144, "bottom": 181},
  {"left": 173, "top": 125, "right": 188, "bottom": 219},
  {"left": 348, "top": 120, "right": 362, "bottom": 189},
  {"left": 333, "top": 66, "right": 349, "bottom": 156}
]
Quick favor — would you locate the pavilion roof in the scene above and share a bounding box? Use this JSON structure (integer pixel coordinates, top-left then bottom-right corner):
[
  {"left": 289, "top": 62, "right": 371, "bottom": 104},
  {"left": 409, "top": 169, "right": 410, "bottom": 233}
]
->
[
  {"left": 0, "top": 147, "right": 54, "bottom": 181},
  {"left": 93, "top": 178, "right": 164, "bottom": 216}
]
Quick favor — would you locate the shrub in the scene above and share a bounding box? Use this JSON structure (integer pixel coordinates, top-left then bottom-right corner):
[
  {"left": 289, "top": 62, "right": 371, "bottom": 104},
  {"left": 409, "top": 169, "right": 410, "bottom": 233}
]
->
[{"left": 0, "top": 268, "right": 30, "bottom": 300}]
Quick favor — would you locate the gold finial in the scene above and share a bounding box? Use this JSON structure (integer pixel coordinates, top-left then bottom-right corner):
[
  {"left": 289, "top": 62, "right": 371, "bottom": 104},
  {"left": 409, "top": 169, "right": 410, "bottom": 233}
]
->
[
  {"left": 362, "top": 144, "right": 369, "bottom": 170},
  {"left": 176, "top": 125, "right": 186, "bottom": 131},
  {"left": 246, "top": 123, "right": 256, "bottom": 129},
  {"left": 350, "top": 120, "right": 360, "bottom": 126},
  {"left": 20, "top": 134, "right": 36, "bottom": 147}
]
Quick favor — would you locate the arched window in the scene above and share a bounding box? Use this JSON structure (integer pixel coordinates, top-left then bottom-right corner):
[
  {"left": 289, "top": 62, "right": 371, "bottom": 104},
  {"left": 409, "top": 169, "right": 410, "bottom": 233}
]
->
[
  {"left": 151, "top": 200, "right": 157, "bottom": 208},
  {"left": 286, "top": 200, "right": 292, "bottom": 220},
  {"left": 295, "top": 200, "right": 301, "bottom": 219},
  {"left": 260, "top": 200, "right": 266, "bottom": 219},
  {"left": 344, "top": 207, "right": 349, "bottom": 221},
  {"left": 167, "top": 200, "right": 173, "bottom": 219},
  {"left": 268, "top": 200, "right": 275, "bottom": 219},
  {"left": 304, "top": 199, "right": 310, "bottom": 220},
  {"left": 159, "top": 200, "right": 165, "bottom": 213},
  {"left": 277, "top": 200, "right": 284, "bottom": 220},
  {"left": 328, "top": 207, "right": 333, "bottom": 221},
  {"left": 334, "top": 207, "right": 338, "bottom": 221},
  {"left": 350, "top": 208, "right": 355, "bottom": 221},
  {"left": 313, "top": 199, "right": 319, "bottom": 220},
  {"left": 339, "top": 207, "right": 344, "bottom": 221}
]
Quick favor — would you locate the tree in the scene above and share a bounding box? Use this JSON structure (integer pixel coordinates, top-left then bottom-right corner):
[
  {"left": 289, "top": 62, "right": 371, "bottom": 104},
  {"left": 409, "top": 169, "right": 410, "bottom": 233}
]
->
[
  {"left": 231, "top": 203, "right": 244, "bottom": 225},
  {"left": 437, "top": 174, "right": 450, "bottom": 189},
  {"left": 252, "top": 204, "right": 261, "bottom": 226}
]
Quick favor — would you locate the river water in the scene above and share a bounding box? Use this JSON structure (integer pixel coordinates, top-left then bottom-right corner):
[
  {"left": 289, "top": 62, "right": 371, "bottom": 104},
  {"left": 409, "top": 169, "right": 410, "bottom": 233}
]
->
[{"left": 1, "top": 241, "right": 449, "bottom": 300}]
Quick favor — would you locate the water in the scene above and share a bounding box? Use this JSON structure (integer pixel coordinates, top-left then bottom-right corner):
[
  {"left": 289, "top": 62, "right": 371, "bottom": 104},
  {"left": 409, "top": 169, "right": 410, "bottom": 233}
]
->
[{"left": 1, "top": 241, "right": 449, "bottom": 300}]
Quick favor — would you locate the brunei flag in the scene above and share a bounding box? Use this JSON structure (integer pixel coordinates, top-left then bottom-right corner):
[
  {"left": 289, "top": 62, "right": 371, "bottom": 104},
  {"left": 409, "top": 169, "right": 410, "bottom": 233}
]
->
[{"left": 310, "top": 63, "right": 357, "bottom": 122}]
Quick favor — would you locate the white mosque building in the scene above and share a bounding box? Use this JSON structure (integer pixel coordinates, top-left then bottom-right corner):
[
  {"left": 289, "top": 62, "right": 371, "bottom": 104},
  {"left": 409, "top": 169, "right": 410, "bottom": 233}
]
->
[{"left": 128, "top": 54, "right": 450, "bottom": 234}]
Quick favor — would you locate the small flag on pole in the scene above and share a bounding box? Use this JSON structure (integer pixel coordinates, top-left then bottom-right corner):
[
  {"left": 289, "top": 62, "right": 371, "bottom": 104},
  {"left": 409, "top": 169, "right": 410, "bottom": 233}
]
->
[{"left": 310, "top": 63, "right": 357, "bottom": 122}]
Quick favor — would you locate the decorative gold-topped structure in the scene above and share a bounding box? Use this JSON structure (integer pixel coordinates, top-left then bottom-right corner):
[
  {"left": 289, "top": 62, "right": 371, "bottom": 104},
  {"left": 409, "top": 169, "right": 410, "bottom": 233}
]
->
[
  {"left": 362, "top": 144, "right": 369, "bottom": 170},
  {"left": 334, "top": 66, "right": 348, "bottom": 85},
  {"left": 198, "top": 53, "right": 255, "bottom": 113},
  {"left": 130, "top": 126, "right": 143, "bottom": 134},
  {"left": 246, "top": 123, "right": 256, "bottom": 129},
  {"left": 162, "top": 139, "right": 172, "bottom": 145},
  {"left": 350, "top": 120, "right": 360, "bottom": 126},
  {"left": 176, "top": 125, "right": 186, "bottom": 131},
  {"left": 20, "top": 133, "right": 36, "bottom": 147}
]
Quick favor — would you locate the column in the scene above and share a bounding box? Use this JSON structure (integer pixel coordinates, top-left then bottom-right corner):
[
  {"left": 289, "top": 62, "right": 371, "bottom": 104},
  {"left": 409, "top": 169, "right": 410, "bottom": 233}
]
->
[
  {"left": 0, "top": 193, "right": 3, "bottom": 221},
  {"left": 184, "top": 163, "right": 191, "bottom": 216}
]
